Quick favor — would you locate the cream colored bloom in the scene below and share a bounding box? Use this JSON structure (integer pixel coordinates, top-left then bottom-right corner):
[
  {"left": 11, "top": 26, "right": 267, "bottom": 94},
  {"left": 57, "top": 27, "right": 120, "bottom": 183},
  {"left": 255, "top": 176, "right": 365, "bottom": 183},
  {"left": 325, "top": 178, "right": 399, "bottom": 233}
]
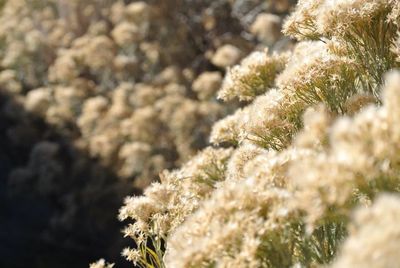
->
[
  {"left": 225, "top": 143, "right": 266, "bottom": 181},
  {"left": 210, "top": 106, "right": 250, "bottom": 145},
  {"left": 250, "top": 13, "right": 282, "bottom": 45},
  {"left": 245, "top": 89, "right": 305, "bottom": 149},
  {"left": 290, "top": 70, "right": 400, "bottom": 228},
  {"left": 111, "top": 22, "right": 141, "bottom": 46},
  {"left": 125, "top": 1, "right": 150, "bottom": 24},
  {"left": 331, "top": 194, "right": 400, "bottom": 268},
  {"left": 317, "top": 0, "right": 394, "bottom": 37},
  {"left": 164, "top": 148, "right": 300, "bottom": 268},
  {"left": 218, "top": 49, "right": 289, "bottom": 101},
  {"left": 122, "top": 248, "right": 142, "bottom": 266},
  {"left": 192, "top": 71, "right": 222, "bottom": 100},
  {"left": 24, "top": 87, "right": 52, "bottom": 116},
  {"left": 282, "top": 0, "right": 324, "bottom": 40},
  {"left": 211, "top": 44, "right": 242, "bottom": 68},
  {"left": 277, "top": 41, "right": 357, "bottom": 113},
  {"left": 89, "top": 259, "right": 114, "bottom": 268}
]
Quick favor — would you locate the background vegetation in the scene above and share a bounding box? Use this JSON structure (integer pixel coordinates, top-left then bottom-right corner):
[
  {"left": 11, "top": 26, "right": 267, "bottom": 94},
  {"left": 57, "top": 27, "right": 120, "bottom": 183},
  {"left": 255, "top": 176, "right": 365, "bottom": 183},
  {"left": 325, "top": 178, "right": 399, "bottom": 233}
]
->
[{"left": 0, "top": 0, "right": 295, "bottom": 267}]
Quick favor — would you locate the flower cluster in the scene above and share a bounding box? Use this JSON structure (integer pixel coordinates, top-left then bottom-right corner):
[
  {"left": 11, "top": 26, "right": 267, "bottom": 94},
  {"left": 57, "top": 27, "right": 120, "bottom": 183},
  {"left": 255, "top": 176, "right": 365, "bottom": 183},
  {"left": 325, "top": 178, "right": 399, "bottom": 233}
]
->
[
  {"left": 119, "top": 147, "right": 233, "bottom": 267},
  {"left": 217, "top": 50, "right": 289, "bottom": 101},
  {"left": 5, "top": 0, "right": 400, "bottom": 267},
  {"left": 284, "top": 0, "right": 399, "bottom": 88},
  {"left": 116, "top": 1, "right": 400, "bottom": 267},
  {"left": 331, "top": 194, "right": 400, "bottom": 268}
]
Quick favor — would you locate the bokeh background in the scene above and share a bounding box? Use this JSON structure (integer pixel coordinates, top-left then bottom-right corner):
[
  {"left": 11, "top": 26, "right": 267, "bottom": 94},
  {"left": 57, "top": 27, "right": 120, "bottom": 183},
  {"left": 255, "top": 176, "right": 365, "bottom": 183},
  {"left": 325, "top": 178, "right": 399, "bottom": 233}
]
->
[{"left": 0, "top": 0, "right": 296, "bottom": 267}]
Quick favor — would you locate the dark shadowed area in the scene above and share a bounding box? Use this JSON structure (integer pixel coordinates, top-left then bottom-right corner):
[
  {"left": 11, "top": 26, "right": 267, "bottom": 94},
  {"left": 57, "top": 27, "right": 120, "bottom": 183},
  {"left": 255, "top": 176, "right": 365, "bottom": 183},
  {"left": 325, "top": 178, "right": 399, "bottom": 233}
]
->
[{"left": 0, "top": 92, "right": 135, "bottom": 267}]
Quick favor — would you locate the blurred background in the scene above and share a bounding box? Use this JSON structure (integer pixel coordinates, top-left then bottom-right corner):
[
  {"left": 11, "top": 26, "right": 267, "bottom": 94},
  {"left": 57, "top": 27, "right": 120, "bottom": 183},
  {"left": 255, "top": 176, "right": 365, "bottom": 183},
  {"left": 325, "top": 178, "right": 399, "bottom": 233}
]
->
[{"left": 0, "top": 0, "right": 296, "bottom": 267}]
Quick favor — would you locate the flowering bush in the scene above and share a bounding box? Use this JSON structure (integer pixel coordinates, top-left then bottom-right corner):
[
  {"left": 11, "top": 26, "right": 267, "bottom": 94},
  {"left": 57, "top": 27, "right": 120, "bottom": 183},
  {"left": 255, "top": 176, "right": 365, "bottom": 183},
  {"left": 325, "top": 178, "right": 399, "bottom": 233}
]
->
[
  {"left": 117, "top": 0, "right": 400, "bottom": 267},
  {"left": 5, "top": 0, "right": 400, "bottom": 267}
]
